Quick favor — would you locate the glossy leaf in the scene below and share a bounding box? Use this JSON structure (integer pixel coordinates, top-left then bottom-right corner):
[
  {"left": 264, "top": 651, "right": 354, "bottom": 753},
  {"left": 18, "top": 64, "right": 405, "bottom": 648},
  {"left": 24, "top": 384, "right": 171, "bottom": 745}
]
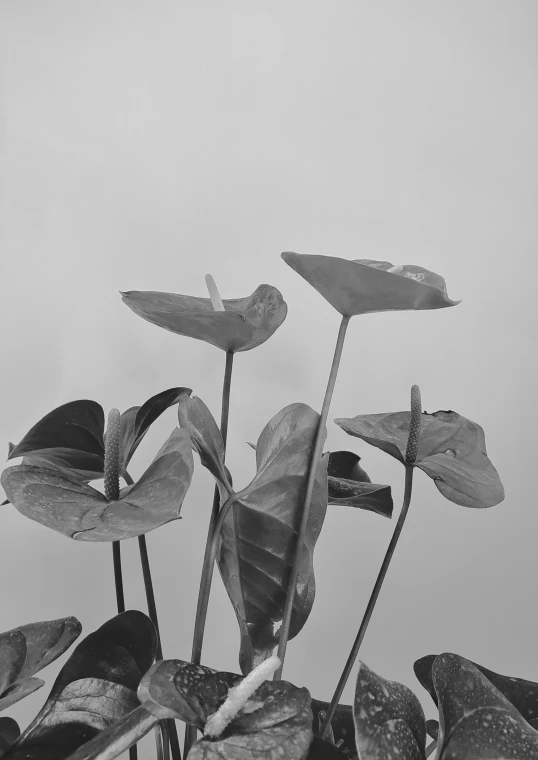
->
[
  {"left": 121, "top": 284, "right": 288, "bottom": 353},
  {"left": 327, "top": 451, "right": 391, "bottom": 518},
  {"left": 0, "top": 617, "right": 81, "bottom": 711},
  {"left": 335, "top": 409, "right": 504, "bottom": 508},
  {"left": 281, "top": 253, "right": 460, "bottom": 317},
  {"left": 432, "top": 653, "right": 538, "bottom": 759},
  {"left": 0, "top": 718, "right": 19, "bottom": 756},
  {"left": 353, "top": 661, "right": 426, "bottom": 760},
  {"left": 218, "top": 403, "right": 328, "bottom": 673},
  {"left": 311, "top": 699, "right": 356, "bottom": 759},
  {"left": 139, "top": 659, "right": 312, "bottom": 760},
  {"left": 414, "top": 654, "right": 538, "bottom": 725},
  {"left": 1, "top": 428, "right": 194, "bottom": 541}
]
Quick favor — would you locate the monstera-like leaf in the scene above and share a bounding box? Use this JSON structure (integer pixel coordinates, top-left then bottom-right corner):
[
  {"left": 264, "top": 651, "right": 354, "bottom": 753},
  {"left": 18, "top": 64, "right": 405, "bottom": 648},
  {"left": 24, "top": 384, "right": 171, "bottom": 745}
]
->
[
  {"left": 0, "top": 617, "right": 81, "bottom": 712},
  {"left": 327, "top": 451, "right": 393, "bottom": 519},
  {"left": 335, "top": 409, "right": 504, "bottom": 508},
  {"left": 1, "top": 428, "right": 194, "bottom": 541},
  {"left": 138, "top": 659, "right": 313, "bottom": 760},
  {"left": 281, "top": 253, "right": 460, "bottom": 317},
  {"left": 2, "top": 612, "right": 157, "bottom": 760},
  {"left": 432, "top": 653, "right": 538, "bottom": 759},
  {"left": 121, "top": 284, "right": 287, "bottom": 353},
  {"left": 415, "top": 654, "right": 538, "bottom": 726},
  {"left": 5, "top": 388, "right": 190, "bottom": 483},
  {"left": 353, "top": 661, "right": 426, "bottom": 760}
]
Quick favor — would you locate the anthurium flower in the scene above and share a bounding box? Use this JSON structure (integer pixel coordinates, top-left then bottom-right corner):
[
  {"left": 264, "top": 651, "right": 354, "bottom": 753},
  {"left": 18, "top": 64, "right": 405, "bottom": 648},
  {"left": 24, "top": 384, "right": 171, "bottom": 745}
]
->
[
  {"left": 1, "top": 426, "right": 194, "bottom": 541},
  {"left": 335, "top": 409, "right": 504, "bottom": 508},
  {"left": 5, "top": 388, "right": 190, "bottom": 483},
  {"left": 121, "top": 284, "right": 288, "bottom": 352},
  {"left": 281, "top": 252, "right": 460, "bottom": 317}
]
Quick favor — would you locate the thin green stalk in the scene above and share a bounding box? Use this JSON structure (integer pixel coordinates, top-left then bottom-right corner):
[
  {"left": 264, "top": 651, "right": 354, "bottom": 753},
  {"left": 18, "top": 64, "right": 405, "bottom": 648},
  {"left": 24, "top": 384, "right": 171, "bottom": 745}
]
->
[
  {"left": 320, "top": 470, "right": 417, "bottom": 738},
  {"left": 112, "top": 542, "right": 125, "bottom": 613},
  {"left": 274, "top": 314, "right": 351, "bottom": 680},
  {"left": 184, "top": 350, "right": 234, "bottom": 757},
  {"left": 123, "top": 472, "right": 179, "bottom": 760}
]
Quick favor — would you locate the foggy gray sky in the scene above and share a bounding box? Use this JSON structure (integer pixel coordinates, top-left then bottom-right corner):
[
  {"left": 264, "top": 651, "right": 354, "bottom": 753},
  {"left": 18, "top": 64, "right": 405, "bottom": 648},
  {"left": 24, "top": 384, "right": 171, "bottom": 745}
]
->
[{"left": 1, "top": 0, "right": 537, "bottom": 749}]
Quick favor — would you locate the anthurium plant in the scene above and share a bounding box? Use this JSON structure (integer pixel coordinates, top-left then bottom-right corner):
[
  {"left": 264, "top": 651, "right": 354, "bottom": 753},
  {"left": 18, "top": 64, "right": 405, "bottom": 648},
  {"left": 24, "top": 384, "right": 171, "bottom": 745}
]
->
[{"left": 1, "top": 252, "right": 523, "bottom": 760}]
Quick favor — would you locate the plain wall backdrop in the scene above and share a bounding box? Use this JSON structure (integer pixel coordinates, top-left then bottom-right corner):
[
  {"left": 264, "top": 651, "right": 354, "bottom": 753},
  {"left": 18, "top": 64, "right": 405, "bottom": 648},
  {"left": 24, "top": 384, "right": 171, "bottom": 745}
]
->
[{"left": 1, "top": 0, "right": 537, "bottom": 751}]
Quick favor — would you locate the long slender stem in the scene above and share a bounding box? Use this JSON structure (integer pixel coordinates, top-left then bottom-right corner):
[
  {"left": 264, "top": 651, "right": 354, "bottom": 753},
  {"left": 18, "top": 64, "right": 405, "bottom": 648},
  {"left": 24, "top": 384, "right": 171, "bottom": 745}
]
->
[
  {"left": 112, "top": 542, "right": 125, "bottom": 613},
  {"left": 184, "top": 351, "right": 235, "bottom": 757},
  {"left": 274, "top": 315, "right": 350, "bottom": 680},
  {"left": 320, "top": 465, "right": 415, "bottom": 739}
]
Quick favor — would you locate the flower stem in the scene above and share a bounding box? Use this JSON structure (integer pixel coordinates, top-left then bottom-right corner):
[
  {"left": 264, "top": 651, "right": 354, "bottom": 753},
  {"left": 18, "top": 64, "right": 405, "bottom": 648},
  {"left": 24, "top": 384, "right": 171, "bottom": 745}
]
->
[
  {"left": 112, "top": 542, "right": 125, "bottom": 613},
  {"left": 184, "top": 350, "right": 234, "bottom": 757},
  {"left": 319, "top": 466, "right": 416, "bottom": 738},
  {"left": 274, "top": 315, "right": 350, "bottom": 680}
]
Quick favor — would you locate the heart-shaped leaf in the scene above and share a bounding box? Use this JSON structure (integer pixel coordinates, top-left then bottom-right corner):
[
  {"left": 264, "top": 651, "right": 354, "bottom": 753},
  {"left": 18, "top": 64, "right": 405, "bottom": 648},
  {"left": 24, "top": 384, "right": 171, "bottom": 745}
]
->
[
  {"left": 414, "top": 654, "right": 538, "bottom": 725},
  {"left": 335, "top": 409, "right": 504, "bottom": 508},
  {"left": 353, "top": 661, "right": 426, "bottom": 760},
  {"left": 432, "top": 653, "right": 538, "bottom": 759},
  {"left": 121, "top": 284, "right": 288, "bottom": 353},
  {"left": 2, "top": 428, "right": 194, "bottom": 541},
  {"left": 217, "top": 403, "right": 328, "bottom": 673},
  {"left": 139, "top": 659, "right": 313, "bottom": 760},
  {"left": 177, "top": 396, "right": 233, "bottom": 494},
  {"left": 4, "top": 612, "right": 156, "bottom": 759},
  {"left": 425, "top": 719, "right": 438, "bottom": 740},
  {"left": 0, "top": 617, "right": 81, "bottom": 712},
  {"left": 0, "top": 718, "right": 19, "bottom": 756},
  {"left": 311, "top": 699, "right": 356, "bottom": 759},
  {"left": 281, "top": 253, "right": 460, "bottom": 317}
]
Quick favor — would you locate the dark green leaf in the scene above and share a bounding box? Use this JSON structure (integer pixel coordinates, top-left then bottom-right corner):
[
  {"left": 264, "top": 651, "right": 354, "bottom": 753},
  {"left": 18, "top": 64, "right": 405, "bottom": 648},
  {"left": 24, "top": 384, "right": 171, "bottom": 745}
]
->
[
  {"left": 306, "top": 736, "right": 349, "bottom": 759},
  {"left": 281, "top": 253, "right": 460, "bottom": 317},
  {"left": 353, "top": 661, "right": 426, "bottom": 760},
  {"left": 0, "top": 617, "right": 81, "bottom": 711},
  {"left": 121, "top": 284, "right": 288, "bottom": 353},
  {"left": 7, "top": 402, "right": 105, "bottom": 481},
  {"left": 433, "top": 653, "right": 538, "bottom": 759},
  {"left": 2, "top": 724, "right": 98, "bottom": 760},
  {"left": 327, "top": 452, "right": 371, "bottom": 483},
  {"left": 311, "top": 699, "right": 356, "bottom": 759},
  {"left": 218, "top": 403, "right": 328, "bottom": 673},
  {"left": 414, "top": 654, "right": 538, "bottom": 724},
  {"left": 425, "top": 719, "right": 438, "bottom": 740},
  {"left": 335, "top": 410, "right": 504, "bottom": 508},
  {"left": 0, "top": 717, "right": 19, "bottom": 756},
  {"left": 2, "top": 428, "right": 194, "bottom": 541}
]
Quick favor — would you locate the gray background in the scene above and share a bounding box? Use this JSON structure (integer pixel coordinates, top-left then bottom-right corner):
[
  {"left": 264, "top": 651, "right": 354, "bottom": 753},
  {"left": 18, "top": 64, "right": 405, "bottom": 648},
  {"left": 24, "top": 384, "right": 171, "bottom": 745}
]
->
[{"left": 1, "top": 0, "right": 537, "bottom": 751}]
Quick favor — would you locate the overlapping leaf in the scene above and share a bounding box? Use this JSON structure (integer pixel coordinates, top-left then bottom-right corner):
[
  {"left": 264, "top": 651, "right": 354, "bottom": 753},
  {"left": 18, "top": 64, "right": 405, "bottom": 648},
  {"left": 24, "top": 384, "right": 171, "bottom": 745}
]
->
[
  {"left": 432, "top": 653, "right": 538, "bottom": 759},
  {"left": 353, "top": 661, "right": 426, "bottom": 760},
  {"left": 281, "top": 253, "right": 460, "bottom": 317},
  {"left": 414, "top": 654, "right": 538, "bottom": 726},
  {"left": 0, "top": 617, "right": 81, "bottom": 711},
  {"left": 0, "top": 718, "right": 19, "bottom": 757},
  {"left": 6, "top": 389, "right": 190, "bottom": 483},
  {"left": 311, "top": 698, "right": 356, "bottom": 759},
  {"left": 335, "top": 410, "right": 504, "bottom": 508},
  {"left": 1, "top": 428, "right": 194, "bottom": 541},
  {"left": 219, "top": 404, "right": 328, "bottom": 673},
  {"left": 138, "top": 659, "right": 313, "bottom": 760},
  {"left": 121, "top": 284, "right": 288, "bottom": 353},
  {"left": 327, "top": 451, "right": 392, "bottom": 519},
  {"left": 3, "top": 612, "right": 156, "bottom": 760}
]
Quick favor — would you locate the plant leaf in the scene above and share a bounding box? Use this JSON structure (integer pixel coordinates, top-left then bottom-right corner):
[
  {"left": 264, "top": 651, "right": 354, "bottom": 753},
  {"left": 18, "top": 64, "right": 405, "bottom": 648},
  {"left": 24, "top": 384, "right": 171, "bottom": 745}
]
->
[
  {"left": 2, "top": 428, "right": 194, "bottom": 541},
  {"left": 353, "top": 661, "right": 426, "bottom": 760},
  {"left": 425, "top": 720, "right": 438, "bottom": 740},
  {"left": 0, "top": 718, "right": 19, "bottom": 756},
  {"left": 311, "top": 699, "right": 356, "bottom": 759},
  {"left": 121, "top": 284, "right": 288, "bottom": 353},
  {"left": 335, "top": 410, "right": 504, "bottom": 508},
  {"left": 177, "top": 396, "right": 232, "bottom": 493},
  {"left": 307, "top": 736, "right": 349, "bottom": 759},
  {"left": 432, "top": 653, "right": 538, "bottom": 759},
  {"left": 7, "top": 402, "right": 105, "bottom": 481},
  {"left": 281, "top": 253, "right": 460, "bottom": 317},
  {"left": 119, "top": 386, "right": 192, "bottom": 472},
  {"left": 217, "top": 403, "right": 328, "bottom": 673},
  {"left": 0, "top": 617, "right": 81, "bottom": 711},
  {"left": 414, "top": 654, "right": 538, "bottom": 725}
]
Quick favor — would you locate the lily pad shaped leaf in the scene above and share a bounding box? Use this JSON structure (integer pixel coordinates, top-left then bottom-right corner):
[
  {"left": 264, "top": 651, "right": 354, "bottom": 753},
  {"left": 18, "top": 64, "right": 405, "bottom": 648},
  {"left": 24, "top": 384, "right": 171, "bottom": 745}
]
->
[
  {"left": 218, "top": 403, "right": 328, "bottom": 674},
  {"left": 0, "top": 617, "right": 81, "bottom": 712},
  {"left": 138, "top": 659, "right": 313, "bottom": 760},
  {"left": 335, "top": 410, "right": 504, "bottom": 508},
  {"left": 353, "top": 661, "right": 426, "bottom": 760},
  {"left": 432, "top": 653, "right": 538, "bottom": 759},
  {"left": 121, "top": 284, "right": 288, "bottom": 353},
  {"left": 414, "top": 654, "right": 538, "bottom": 726},
  {"left": 281, "top": 253, "right": 460, "bottom": 318},
  {"left": 1, "top": 428, "right": 194, "bottom": 541},
  {"left": 6, "top": 389, "right": 191, "bottom": 484},
  {"left": 328, "top": 451, "right": 393, "bottom": 519}
]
